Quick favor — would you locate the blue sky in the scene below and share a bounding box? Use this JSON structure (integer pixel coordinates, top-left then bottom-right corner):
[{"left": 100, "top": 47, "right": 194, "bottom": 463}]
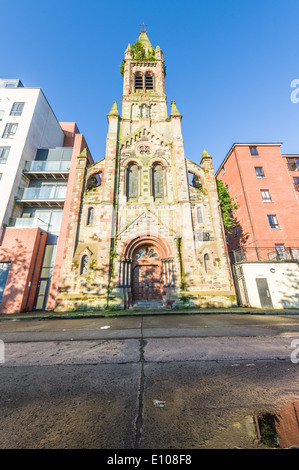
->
[{"left": 2, "top": 0, "right": 299, "bottom": 171}]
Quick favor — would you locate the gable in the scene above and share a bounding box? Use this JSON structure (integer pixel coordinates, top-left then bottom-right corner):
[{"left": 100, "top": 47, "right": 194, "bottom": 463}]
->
[
  {"left": 120, "top": 123, "right": 171, "bottom": 152},
  {"left": 118, "top": 209, "right": 176, "bottom": 240}
]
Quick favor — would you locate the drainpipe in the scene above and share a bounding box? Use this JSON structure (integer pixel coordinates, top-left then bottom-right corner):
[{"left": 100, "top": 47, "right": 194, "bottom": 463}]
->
[{"left": 25, "top": 231, "right": 44, "bottom": 312}]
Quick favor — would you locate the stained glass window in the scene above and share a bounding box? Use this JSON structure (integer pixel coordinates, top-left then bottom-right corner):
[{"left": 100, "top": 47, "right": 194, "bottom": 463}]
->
[
  {"left": 87, "top": 207, "right": 94, "bottom": 225},
  {"left": 80, "top": 255, "right": 88, "bottom": 275},
  {"left": 153, "top": 164, "right": 163, "bottom": 199},
  {"left": 127, "top": 164, "right": 138, "bottom": 199},
  {"left": 134, "top": 247, "right": 158, "bottom": 259}
]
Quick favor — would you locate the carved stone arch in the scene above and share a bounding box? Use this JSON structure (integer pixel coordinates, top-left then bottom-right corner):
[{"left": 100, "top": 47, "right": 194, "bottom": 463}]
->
[
  {"left": 120, "top": 126, "right": 171, "bottom": 155},
  {"left": 122, "top": 233, "right": 172, "bottom": 259},
  {"left": 149, "top": 156, "right": 168, "bottom": 167},
  {"left": 123, "top": 157, "right": 141, "bottom": 168},
  {"left": 131, "top": 103, "right": 139, "bottom": 120},
  {"left": 150, "top": 103, "right": 158, "bottom": 120},
  {"left": 188, "top": 171, "right": 203, "bottom": 190},
  {"left": 86, "top": 206, "right": 95, "bottom": 226},
  {"left": 79, "top": 247, "right": 93, "bottom": 275},
  {"left": 120, "top": 234, "right": 175, "bottom": 306},
  {"left": 202, "top": 249, "right": 213, "bottom": 274},
  {"left": 85, "top": 168, "right": 103, "bottom": 191},
  {"left": 145, "top": 70, "right": 154, "bottom": 90}
]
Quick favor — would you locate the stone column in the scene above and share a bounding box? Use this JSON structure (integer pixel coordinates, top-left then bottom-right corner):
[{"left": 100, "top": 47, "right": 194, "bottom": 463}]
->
[
  {"left": 166, "top": 260, "right": 170, "bottom": 286},
  {"left": 171, "top": 259, "right": 175, "bottom": 286},
  {"left": 162, "top": 259, "right": 166, "bottom": 286}
]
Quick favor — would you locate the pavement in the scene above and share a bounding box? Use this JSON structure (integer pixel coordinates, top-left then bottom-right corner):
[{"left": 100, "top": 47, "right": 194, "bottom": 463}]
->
[
  {"left": 0, "top": 306, "right": 299, "bottom": 322},
  {"left": 1, "top": 312, "right": 299, "bottom": 449}
]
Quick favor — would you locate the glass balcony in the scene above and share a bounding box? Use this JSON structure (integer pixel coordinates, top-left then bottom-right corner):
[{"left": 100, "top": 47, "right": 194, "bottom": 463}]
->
[
  {"left": 16, "top": 185, "right": 67, "bottom": 206},
  {"left": 10, "top": 218, "right": 49, "bottom": 231},
  {"left": 24, "top": 159, "right": 71, "bottom": 179},
  {"left": 25, "top": 160, "right": 71, "bottom": 172}
]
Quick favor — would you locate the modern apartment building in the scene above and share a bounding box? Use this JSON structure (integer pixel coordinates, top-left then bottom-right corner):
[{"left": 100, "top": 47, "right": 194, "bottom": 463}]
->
[
  {"left": 216, "top": 143, "right": 299, "bottom": 309},
  {"left": 0, "top": 79, "right": 93, "bottom": 313}
]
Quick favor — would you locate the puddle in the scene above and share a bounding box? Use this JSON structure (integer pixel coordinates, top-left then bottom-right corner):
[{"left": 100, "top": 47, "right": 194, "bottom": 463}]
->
[{"left": 255, "top": 401, "right": 299, "bottom": 448}]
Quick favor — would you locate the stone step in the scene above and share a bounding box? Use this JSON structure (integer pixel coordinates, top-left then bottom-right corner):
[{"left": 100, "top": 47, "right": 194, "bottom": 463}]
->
[{"left": 133, "top": 300, "right": 164, "bottom": 309}]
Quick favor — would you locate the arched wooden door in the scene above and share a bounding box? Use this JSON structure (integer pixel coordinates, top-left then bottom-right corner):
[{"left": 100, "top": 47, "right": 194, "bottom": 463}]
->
[{"left": 132, "top": 245, "right": 163, "bottom": 301}]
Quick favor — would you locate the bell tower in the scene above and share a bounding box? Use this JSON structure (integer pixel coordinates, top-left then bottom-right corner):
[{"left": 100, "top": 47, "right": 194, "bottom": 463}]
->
[
  {"left": 54, "top": 27, "right": 237, "bottom": 313},
  {"left": 121, "top": 25, "right": 167, "bottom": 134}
]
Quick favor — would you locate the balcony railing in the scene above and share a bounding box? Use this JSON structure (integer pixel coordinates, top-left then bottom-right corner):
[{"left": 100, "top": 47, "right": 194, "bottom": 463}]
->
[
  {"left": 10, "top": 217, "right": 49, "bottom": 231},
  {"left": 232, "top": 247, "right": 299, "bottom": 263},
  {"left": 24, "top": 160, "right": 71, "bottom": 172},
  {"left": 24, "top": 160, "right": 71, "bottom": 180},
  {"left": 268, "top": 248, "right": 299, "bottom": 261},
  {"left": 16, "top": 185, "right": 67, "bottom": 206}
]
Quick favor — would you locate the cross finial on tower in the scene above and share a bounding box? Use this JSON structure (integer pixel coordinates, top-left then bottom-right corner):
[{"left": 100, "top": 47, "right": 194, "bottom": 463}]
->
[{"left": 139, "top": 22, "right": 147, "bottom": 33}]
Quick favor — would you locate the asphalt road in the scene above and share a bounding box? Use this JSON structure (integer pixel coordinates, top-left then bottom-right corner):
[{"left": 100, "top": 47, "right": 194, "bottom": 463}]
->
[{"left": 0, "top": 314, "right": 299, "bottom": 450}]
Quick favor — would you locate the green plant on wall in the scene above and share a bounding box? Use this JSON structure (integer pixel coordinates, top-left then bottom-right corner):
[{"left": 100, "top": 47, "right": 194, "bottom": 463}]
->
[
  {"left": 120, "top": 59, "right": 125, "bottom": 77},
  {"left": 176, "top": 237, "right": 186, "bottom": 290},
  {"left": 216, "top": 179, "right": 238, "bottom": 232},
  {"left": 131, "top": 40, "right": 147, "bottom": 59},
  {"left": 120, "top": 41, "right": 156, "bottom": 76}
]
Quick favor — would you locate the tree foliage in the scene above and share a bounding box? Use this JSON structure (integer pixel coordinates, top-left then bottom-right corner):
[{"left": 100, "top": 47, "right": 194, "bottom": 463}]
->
[
  {"left": 120, "top": 41, "right": 157, "bottom": 76},
  {"left": 131, "top": 40, "right": 147, "bottom": 59},
  {"left": 216, "top": 179, "right": 238, "bottom": 231}
]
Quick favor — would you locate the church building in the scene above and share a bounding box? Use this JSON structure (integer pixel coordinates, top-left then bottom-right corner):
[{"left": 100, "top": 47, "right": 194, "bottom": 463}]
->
[{"left": 55, "top": 29, "right": 236, "bottom": 311}]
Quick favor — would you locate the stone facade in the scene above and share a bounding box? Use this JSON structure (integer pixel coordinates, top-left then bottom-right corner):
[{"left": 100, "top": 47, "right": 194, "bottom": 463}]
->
[{"left": 55, "top": 32, "right": 236, "bottom": 311}]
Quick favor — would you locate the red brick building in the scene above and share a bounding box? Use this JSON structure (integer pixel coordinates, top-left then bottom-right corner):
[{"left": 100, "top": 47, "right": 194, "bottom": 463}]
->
[
  {"left": 216, "top": 143, "right": 299, "bottom": 263},
  {"left": 0, "top": 124, "right": 93, "bottom": 314}
]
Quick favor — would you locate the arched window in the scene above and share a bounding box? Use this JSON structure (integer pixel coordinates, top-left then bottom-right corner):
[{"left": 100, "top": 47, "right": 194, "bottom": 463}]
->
[
  {"left": 87, "top": 207, "right": 94, "bottom": 226},
  {"left": 134, "top": 72, "right": 143, "bottom": 90},
  {"left": 197, "top": 206, "right": 203, "bottom": 224},
  {"left": 153, "top": 164, "right": 164, "bottom": 200},
  {"left": 127, "top": 164, "right": 138, "bottom": 199},
  {"left": 188, "top": 172, "right": 202, "bottom": 190},
  {"left": 86, "top": 172, "right": 102, "bottom": 191},
  {"left": 145, "top": 72, "right": 153, "bottom": 90},
  {"left": 80, "top": 255, "right": 88, "bottom": 275},
  {"left": 204, "top": 253, "right": 212, "bottom": 274}
]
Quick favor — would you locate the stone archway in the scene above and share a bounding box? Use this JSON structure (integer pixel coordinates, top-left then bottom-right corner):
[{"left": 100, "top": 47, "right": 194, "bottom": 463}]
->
[
  {"left": 121, "top": 234, "right": 174, "bottom": 307},
  {"left": 132, "top": 244, "right": 163, "bottom": 302}
]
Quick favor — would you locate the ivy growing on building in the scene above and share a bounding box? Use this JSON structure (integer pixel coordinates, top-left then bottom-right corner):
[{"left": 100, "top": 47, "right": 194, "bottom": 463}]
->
[
  {"left": 216, "top": 179, "right": 238, "bottom": 232},
  {"left": 120, "top": 59, "right": 125, "bottom": 77},
  {"left": 120, "top": 40, "right": 157, "bottom": 77}
]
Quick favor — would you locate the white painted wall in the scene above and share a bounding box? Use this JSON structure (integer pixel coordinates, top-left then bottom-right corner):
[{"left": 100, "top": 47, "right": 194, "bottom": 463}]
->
[
  {"left": 236, "top": 261, "right": 299, "bottom": 309},
  {"left": 0, "top": 87, "right": 64, "bottom": 227}
]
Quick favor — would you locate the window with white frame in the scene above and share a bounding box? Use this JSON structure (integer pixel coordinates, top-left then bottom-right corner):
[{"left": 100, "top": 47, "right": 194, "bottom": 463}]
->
[
  {"left": 255, "top": 167, "right": 265, "bottom": 178},
  {"left": 0, "top": 147, "right": 10, "bottom": 163},
  {"left": 2, "top": 123, "right": 18, "bottom": 138},
  {"left": 275, "top": 244, "right": 285, "bottom": 260},
  {"left": 10, "top": 102, "right": 24, "bottom": 116},
  {"left": 250, "top": 146, "right": 259, "bottom": 156},
  {"left": 268, "top": 215, "right": 279, "bottom": 229},
  {"left": 261, "top": 189, "right": 272, "bottom": 202}
]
